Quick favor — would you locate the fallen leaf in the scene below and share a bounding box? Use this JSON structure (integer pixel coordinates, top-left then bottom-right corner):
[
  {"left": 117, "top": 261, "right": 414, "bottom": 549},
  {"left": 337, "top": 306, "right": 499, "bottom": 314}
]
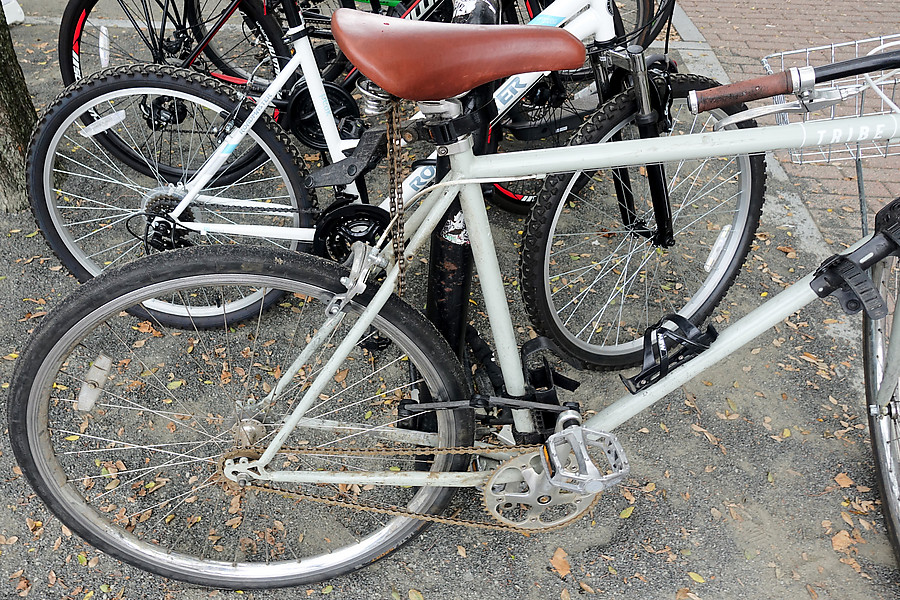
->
[
  {"left": 409, "top": 590, "right": 424, "bottom": 600},
  {"left": 620, "top": 506, "right": 635, "bottom": 519},
  {"left": 831, "top": 530, "right": 854, "bottom": 552},
  {"left": 834, "top": 473, "right": 854, "bottom": 488},
  {"left": 550, "top": 547, "right": 571, "bottom": 578},
  {"left": 687, "top": 572, "right": 705, "bottom": 583},
  {"left": 456, "top": 545, "right": 466, "bottom": 558}
]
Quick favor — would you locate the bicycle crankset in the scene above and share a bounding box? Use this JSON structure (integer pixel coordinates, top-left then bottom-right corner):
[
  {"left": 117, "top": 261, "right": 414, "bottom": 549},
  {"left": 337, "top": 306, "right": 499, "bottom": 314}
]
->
[
  {"left": 312, "top": 202, "right": 390, "bottom": 262},
  {"left": 484, "top": 451, "right": 598, "bottom": 530}
]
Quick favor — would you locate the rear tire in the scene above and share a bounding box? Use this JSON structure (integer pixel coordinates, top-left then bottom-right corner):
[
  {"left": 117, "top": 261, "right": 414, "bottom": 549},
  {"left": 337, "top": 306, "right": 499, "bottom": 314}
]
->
[
  {"left": 9, "top": 245, "right": 473, "bottom": 587},
  {"left": 28, "top": 65, "right": 314, "bottom": 326},
  {"left": 863, "top": 256, "right": 900, "bottom": 563}
]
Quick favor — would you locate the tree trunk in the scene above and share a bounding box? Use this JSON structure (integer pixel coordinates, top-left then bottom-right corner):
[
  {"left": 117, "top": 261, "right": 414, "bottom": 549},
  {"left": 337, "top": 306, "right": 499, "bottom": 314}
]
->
[{"left": 0, "top": 9, "right": 35, "bottom": 212}]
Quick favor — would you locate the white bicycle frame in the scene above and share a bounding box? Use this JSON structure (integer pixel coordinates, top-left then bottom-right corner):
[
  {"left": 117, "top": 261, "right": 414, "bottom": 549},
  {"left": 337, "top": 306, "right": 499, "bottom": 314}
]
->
[
  {"left": 164, "top": 0, "right": 626, "bottom": 242},
  {"left": 220, "top": 103, "right": 900, "bottom": 488}
]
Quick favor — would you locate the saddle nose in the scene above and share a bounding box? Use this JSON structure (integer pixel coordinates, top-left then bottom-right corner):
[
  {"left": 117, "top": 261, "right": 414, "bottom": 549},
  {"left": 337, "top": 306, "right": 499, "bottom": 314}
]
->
[{"left": 330, "top": 9, "right": 586, "bottom": 101}]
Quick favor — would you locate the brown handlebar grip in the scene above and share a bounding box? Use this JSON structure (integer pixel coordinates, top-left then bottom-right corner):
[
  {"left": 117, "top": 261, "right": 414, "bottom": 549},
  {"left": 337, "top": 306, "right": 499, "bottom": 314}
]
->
[{"left": 689, "top": 71, "right": 795, "bottom": 113}]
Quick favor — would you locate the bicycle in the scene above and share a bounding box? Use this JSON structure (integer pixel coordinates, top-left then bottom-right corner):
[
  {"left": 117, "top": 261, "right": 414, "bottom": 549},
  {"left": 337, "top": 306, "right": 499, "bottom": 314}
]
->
[
  {"left": 31, "top": 0, "right": 735, "bottom": 365},
  {"left": 53, "top": 0, "right": 670, "bottom": 217},
  {"left": 9, "top": 10, "right": 900, "bottom": 587}
]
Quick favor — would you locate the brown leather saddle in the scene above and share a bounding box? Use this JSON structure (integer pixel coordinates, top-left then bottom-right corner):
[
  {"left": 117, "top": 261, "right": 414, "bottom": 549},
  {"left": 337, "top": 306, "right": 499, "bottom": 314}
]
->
[{"left": 330, "top": 8, "right": 586, "bottom": 101}]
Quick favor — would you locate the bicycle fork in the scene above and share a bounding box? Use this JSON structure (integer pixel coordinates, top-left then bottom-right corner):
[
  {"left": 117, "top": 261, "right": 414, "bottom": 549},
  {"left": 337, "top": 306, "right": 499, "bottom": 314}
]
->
[{"left": 613, "top": 46, "right": 675, "bottom": 247}]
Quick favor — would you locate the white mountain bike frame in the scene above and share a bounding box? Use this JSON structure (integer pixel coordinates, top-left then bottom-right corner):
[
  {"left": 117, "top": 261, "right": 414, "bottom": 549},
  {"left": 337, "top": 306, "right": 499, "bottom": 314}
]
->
[
  {"left": 114, "top": 6, "right": 900, "bottom": 489},
  {"left": 218, "top": 97, "right": 900, "bottom": 487}
]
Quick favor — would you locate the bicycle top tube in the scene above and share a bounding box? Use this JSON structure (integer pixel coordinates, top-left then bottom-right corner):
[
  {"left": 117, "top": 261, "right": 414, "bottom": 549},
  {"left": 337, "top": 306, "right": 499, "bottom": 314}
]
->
[{"left": 331, "top": 9, "right": 585, "bottom": 100}]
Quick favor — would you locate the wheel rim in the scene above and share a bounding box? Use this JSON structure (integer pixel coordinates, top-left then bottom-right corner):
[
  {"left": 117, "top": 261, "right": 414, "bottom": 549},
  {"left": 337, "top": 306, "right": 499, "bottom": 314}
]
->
[
  {"left": 865, "top": 258, "right": 900, "bottom": 546},
  {"left": 23, "top": 268, "right": 461, "bottom": 586},
  {"left": 69, "top": 0, "right": 283, "bottom": 85},
  {"left": 541, "top": 98, "right": 754, "bottom": 359}
]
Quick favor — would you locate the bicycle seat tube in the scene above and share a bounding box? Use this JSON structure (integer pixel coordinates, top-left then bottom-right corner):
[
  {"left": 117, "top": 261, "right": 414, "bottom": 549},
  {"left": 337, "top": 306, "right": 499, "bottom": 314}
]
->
[{"left": 420, "top": 98, "right": 534, "bottom": 433}]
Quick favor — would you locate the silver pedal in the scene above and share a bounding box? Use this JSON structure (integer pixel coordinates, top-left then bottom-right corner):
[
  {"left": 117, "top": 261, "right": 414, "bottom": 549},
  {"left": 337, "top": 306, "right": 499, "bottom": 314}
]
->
[{"left": 541, "top": 426, "right": 629, "bottom": 494}]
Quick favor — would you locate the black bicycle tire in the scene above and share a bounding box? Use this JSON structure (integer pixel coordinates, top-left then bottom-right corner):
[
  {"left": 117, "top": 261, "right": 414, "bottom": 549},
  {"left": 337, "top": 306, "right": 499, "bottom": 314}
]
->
[
  {"left": 520, "top": 73, "right": 766, "bottom": 370},
  {"left": 8, "top": 244, "right": 473, "bottom": 587},
  {"left": 863, "top": 258, "right": 900, "bottom": 563}
]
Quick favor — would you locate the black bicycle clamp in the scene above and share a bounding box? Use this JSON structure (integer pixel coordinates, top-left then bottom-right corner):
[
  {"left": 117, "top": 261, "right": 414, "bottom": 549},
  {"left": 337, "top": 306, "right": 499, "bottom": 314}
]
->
[
  {"left": 621, "top": 313, "right": 718, "bottom": 394},
  {"left": 810, "top": 196, "right": 900, "bottom": 320},
  {"left": 419, "top": 101, "right": 498, "bottom": 148}
]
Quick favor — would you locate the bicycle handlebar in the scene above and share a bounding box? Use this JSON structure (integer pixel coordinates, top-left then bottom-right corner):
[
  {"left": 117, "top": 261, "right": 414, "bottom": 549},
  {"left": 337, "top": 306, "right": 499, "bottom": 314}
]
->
[
  {"left": 688, "top": 48, "right": 900, "bottom": 113},
  {"left": 688, "top": 71, "right": 796, "bottom": 113}
]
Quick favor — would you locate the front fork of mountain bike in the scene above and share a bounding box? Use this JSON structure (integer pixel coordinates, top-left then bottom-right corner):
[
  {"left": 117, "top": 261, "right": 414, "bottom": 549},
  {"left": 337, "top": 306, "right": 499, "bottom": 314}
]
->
[{"left": 611, "top": 45, "right": 675, "bottom": 247}]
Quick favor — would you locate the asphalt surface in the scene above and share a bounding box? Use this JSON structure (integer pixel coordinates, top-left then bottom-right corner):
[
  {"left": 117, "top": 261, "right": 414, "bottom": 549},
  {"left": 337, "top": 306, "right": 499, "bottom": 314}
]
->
[{"left": 1, "top": 3, "right": 899, "bottom": 599}]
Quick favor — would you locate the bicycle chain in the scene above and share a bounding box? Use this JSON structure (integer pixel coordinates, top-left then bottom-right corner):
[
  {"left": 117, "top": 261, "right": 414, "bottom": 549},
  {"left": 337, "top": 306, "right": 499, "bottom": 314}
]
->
[
  {"left": 226, "top": 443, "right": 595, "bottom": 533},
  {"left": 386, "top": 98, "right": 406, "bottom": 297}
]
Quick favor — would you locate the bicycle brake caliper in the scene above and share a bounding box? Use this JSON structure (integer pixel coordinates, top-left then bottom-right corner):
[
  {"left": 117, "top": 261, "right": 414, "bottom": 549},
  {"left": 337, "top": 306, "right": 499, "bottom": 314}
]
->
[{"left": 541, "top": 416, "right": 630, "bottom": 495}]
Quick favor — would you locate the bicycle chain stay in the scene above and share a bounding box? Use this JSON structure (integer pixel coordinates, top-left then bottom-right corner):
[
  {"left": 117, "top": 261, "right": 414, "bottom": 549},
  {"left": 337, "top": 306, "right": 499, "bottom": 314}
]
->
[{"left": 221, "top": 442, "right": 601, "bottom": 532}]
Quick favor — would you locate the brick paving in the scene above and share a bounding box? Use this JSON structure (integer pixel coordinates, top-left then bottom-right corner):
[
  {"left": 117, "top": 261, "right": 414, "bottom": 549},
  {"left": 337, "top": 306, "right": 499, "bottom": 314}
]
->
[{"left": 676, "top": 0, "right": 900, "bottom": 240}]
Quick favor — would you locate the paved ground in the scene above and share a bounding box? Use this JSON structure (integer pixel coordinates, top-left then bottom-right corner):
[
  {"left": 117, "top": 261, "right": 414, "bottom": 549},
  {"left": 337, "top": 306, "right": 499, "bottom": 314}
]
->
[{"left": 1, "top": 2, "right": 900, "bottom": 599}]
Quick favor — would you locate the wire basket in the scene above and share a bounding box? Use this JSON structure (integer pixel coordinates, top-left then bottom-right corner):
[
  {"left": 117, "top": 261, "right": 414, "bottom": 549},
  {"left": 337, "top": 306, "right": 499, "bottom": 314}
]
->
[{"left": 761, "top": 34, "right": 900, "bottom": 164}]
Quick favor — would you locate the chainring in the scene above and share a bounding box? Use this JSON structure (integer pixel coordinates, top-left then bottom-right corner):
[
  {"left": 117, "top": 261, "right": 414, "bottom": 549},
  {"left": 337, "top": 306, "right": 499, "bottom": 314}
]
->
[
  {"left": 483, "top": 451, "right": 597, "bottom": 530},
  {"left": 312, "top": 202, "right": 390, "bottom": 262},
  {"left": 286, "top": 79, "right": 360, "bottom": 150}
]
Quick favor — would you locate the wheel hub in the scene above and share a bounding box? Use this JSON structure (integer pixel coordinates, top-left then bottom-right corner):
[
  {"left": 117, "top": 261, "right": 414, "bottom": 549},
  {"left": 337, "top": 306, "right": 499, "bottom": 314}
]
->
[
  {"left": 140, "top": 95, "right": 190, "bottom": 129},
  {"left": 234, "top": 418, "right": 266, "bottom": 446},
  {"left": 141, "top": 193, "right": 195, "bottom": 251}
]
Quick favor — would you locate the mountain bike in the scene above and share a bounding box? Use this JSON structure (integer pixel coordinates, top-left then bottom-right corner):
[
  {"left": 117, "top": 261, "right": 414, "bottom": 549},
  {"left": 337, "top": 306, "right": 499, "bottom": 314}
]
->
[
  {"left": 54, "top": 0, "right": 671, "bottom": 215},
  {"left": 10, "top": 12, "right": 900, "bottom": 587},
  {"left": 30, "top": 0, "right": 695, "bottom": 350}
]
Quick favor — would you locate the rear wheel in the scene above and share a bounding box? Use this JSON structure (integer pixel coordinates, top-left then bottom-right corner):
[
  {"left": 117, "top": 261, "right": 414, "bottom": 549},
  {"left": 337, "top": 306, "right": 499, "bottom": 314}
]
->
[
  {"left": 8, "top": 245, "right": 473, "bottom": 587},
  {"left": 27, "top": 65, "right": 313, "bottom": 314}
]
